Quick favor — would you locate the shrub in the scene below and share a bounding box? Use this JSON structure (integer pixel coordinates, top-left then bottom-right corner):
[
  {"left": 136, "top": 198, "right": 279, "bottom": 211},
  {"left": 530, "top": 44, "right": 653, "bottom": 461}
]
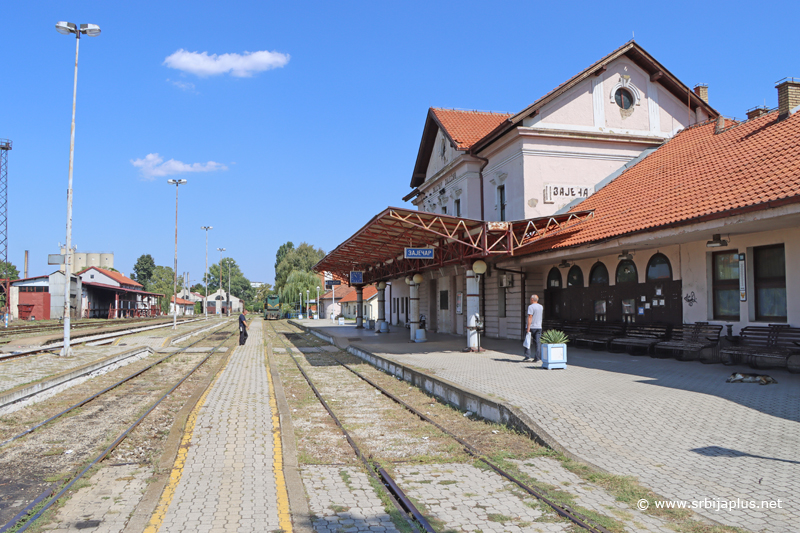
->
[{"left": 541, "top": 329, "right": 569, "bottom": 344}]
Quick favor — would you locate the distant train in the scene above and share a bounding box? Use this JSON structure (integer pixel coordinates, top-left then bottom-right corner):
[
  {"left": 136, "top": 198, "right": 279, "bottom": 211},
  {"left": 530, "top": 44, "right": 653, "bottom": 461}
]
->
[{"left": 264, "top": 295, "right": 281, "bottom": 320}]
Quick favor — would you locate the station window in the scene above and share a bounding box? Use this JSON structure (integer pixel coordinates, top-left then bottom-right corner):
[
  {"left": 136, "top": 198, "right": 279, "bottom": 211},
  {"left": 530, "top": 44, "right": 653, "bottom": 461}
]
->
[
  {"left": 497, "top": 185, "right": 506, "bottom": 221},
  {"left": 442, "top": 205, "right": 447, "bottom": 215},
  {"left": 439, "top": 290, "right": 449, "bottom": 310},
  {"left": 567, "top": 266, "right": 583, "bottom": 287},
  {"left": 754, "top": 244, "right": 787, "bottom": 321},
  {"left": 712, "top": 251, "right": 739, "bottom": 320},
  {"left": 646, "top": 253, "right": 672, "bottom": 281},
  {"left": 616, "top": 260, "right": 638, "bottom": 284},
  {"left": 589, "top": 262, "right": 609, "bottom": 286},
  {"left": 547, "top": 268, "right": 562, "bottom": 289},
  {"left": 454, "top": 199, "right": 461, "bottom": 217}
]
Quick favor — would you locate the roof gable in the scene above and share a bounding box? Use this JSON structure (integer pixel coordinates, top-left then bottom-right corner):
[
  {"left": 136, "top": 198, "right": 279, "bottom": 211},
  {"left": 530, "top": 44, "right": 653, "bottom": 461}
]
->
[
  {"left": 410, "top": 108, "right": 512, "bottom": 187},
  {"left": 78, "top": 266, "right": 143, "bottom": 288}
]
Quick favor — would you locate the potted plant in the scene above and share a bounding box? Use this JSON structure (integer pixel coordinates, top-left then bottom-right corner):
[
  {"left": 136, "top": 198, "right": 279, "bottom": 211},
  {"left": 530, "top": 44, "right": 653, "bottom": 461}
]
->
[{"left": 540, "top": 330, "right": 569, "bottom": 370}]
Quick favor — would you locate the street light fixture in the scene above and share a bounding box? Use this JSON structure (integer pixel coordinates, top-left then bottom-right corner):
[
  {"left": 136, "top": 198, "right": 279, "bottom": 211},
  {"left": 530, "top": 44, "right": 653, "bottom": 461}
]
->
[
  {"left": 216, "top": 247, "right": 226, "bottom": 315},
  {"left": 201, "top": 226, "right": 212, "bottom": 318},
  {"left": 306, "top": 289, "right": 310, "bottom": 319},
  {"left": 167, "top": 179, "right": 187, "bottom": 329},
  {"left": 227, "top": 259, "right": 232, "bottom": 317},
  {"left": 56, "top": 21, "right": 101, "bottom": 357}
]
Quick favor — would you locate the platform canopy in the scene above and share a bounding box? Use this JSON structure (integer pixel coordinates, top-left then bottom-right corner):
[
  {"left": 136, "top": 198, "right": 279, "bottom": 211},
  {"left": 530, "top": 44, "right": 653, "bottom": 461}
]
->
[{"left": 314, "top": 207, "right": 593, "bottom": 284}]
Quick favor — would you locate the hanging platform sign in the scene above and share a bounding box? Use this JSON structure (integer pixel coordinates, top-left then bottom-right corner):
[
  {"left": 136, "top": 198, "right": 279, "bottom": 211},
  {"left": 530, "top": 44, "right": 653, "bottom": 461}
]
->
[
  {"left": 349, "top": 271, "right": 364, "bottom": 284},
  {"left": 325, "top": 279, "right": 341, "bottom": 289},
  {"left": 404, "top": 248, "right": 435, "bottom": 260}
]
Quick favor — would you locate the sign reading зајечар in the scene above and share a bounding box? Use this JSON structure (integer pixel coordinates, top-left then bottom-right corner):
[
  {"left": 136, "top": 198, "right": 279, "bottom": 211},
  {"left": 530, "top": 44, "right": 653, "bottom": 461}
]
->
[
  {"left": 543, "top": 184, "right": 593, "bottom": 204},
  {"left": 404, "top": 248, "right": 435, "bottom": 259}
]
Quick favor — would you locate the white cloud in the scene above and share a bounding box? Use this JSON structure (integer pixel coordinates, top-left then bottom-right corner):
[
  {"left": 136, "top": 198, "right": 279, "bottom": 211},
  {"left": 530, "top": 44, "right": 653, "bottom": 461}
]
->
[
  {"left": 131, "top": 153, "right": 227, "bottom": 180},
  {"left": 163, "top": 49, "right": 290, "bottom": 78},
  {"left": 167, "top": 78, "right": 196, "bottom": 92}
]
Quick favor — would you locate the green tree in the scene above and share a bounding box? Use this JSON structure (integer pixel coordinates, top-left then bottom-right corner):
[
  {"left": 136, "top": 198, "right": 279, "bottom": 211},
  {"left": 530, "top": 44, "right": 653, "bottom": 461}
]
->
[
  {"left": 279, "top": 270, "right": 321, "bottom": 312},
  {"left": 274, "top": 242, "right": 294, "bottom": 275},
  {"left": 190, "top": 283, "right": 205, "bottom": 294},
  {"left": 132, "top": 254, "right": 156, "bottom": 286},
  {"left": 274, "top": 243, "right": 325, "bottom": 292},
  {"left": 0, "top": 261, "right": 20, "bottom": 280},
  {"left": 207, "top": 258, "right": 251, "bottom": 299},
  {"left": 145, "top": 265, "right": 183, "bottom": 314}
]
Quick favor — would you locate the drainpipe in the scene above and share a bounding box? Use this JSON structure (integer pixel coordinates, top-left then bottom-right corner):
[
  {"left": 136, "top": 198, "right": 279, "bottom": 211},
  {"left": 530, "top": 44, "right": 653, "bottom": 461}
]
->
[
  {"left": 494, "top": 266, "right": 527, "bottom": 337},
  {"left": 471, "top": 152, "right": 490, "bottom": 221}
]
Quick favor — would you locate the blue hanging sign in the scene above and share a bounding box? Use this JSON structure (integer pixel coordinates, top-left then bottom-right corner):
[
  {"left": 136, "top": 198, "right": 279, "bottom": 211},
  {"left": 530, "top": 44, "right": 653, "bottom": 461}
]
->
[
  {"left": 404, "top": 248, "right": 435, "bottom": 260},
  {"left": 349, "top": 271, "right": 364, "bottom": 284}
]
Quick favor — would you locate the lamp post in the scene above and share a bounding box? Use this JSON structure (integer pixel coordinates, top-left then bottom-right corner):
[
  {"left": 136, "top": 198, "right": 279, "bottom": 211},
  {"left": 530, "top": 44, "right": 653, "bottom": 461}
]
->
[
  {"left": 167, "top": 179, "right": 187, "bottom": 329},
  {"left": 201, "top": 226, "right": 212, "bottom": 318},
  {"left": 227, "top": 259, "right": 232, "bottom": 317},
  {"left": 56, "top": 21, "right": 101, "bottom": 356},
  {"left": 299, "top": 291, "right": 303, "bottom": 318},
  {"left": 316, "top": 285, "right": 320, "bottom": 320},
  {"left": 307, "top": 289, "right": 310, "bottom": 319},
  {"left": 216, "top": 247, "right": 225, "bottom": 315}
]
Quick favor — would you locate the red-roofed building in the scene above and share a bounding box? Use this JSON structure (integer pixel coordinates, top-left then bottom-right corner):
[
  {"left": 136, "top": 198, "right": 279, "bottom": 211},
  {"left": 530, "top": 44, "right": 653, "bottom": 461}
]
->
[
  {"left": 339, "top": 285, "right": 379, "bottom": 321},
  {"left": 171, "top": 295, "right": 196, "bottom": 316},
  {"left": 77, "top": 266, "right": 163, "bottom": 318}
]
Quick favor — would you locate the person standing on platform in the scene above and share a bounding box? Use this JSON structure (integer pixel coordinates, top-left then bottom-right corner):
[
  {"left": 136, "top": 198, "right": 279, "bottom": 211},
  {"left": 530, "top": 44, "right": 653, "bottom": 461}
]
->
[
  {"left": 524, "top": 294, "right": 543, "bottom": 362},
  {"left": 238, "top": 309, "right": 249, "bottom": 345}
]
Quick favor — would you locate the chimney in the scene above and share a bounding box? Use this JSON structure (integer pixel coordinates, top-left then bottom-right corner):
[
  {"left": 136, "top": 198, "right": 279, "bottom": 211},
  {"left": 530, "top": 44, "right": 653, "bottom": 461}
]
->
[
  {"left": 714, "top": 115, "right": 726, "bottom": 134},
  {"left": 693, "top": 84, "right": 709, "bottom": 104},
  {"left": 24, "top": 250, "right": 28, "bottom": 278},
  {"left": 746, "top": 106, "right": 770, "bottom": 120},
  {"left": 777, "top": 78, "right": 800, "bottom": 120}
]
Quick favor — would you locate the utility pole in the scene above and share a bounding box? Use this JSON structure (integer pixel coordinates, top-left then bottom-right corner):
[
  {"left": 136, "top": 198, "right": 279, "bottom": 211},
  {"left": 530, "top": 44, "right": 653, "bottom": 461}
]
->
[
  {"left": 217, "top": 247, "right": 225, "bottom": 315},
  {"left": 201, "top": 226, "right": 212, "bottom": 318}
]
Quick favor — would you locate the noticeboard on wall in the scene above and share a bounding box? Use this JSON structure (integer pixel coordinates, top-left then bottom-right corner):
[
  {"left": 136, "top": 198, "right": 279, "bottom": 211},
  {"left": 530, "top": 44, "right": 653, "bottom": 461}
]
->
[{"left": 456, "top": 292, "right": 463, "bottom": 315}]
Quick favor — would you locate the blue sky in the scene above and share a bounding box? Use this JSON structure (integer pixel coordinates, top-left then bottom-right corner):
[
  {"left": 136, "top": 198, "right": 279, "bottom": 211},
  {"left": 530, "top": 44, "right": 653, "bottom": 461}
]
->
[{"left": 2, "top": 1, "right": 797, "bottom": 286}]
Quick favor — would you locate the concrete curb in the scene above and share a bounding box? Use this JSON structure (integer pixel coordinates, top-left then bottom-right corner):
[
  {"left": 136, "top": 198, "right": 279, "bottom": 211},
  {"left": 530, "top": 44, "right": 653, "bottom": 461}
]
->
[
  {"left": 292, "top": 321, "right": 602, "bottom": 469},
  {"left": 0, "top": 346, "right": 154, "bottom": 412}
]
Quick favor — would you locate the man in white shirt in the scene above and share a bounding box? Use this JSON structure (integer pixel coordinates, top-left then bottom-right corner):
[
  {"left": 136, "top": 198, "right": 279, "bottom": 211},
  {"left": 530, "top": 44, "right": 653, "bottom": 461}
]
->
[{"left": 524, "top": 294, "right": 544, "bottom": 362}]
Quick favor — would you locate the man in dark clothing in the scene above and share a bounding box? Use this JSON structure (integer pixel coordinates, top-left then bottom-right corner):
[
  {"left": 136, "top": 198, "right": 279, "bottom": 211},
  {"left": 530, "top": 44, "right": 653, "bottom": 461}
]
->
[{"left": 239, "top": 309, "right": 249, "bottom": 346}]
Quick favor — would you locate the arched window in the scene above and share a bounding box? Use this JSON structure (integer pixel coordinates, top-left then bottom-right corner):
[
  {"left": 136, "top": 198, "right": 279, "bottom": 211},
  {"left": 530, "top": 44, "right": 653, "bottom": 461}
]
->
[
  {"left": 616, "top": 260, "right": 638, "bottom": 284},
  {"left": 589, "top": 262, "right": 609, "bottom": 286},
  {"left": 547, "top": 268, "right": 562, "bottom": 289},
  {"left": 567, "top": 266, "right": 583, "bottom": 287},
  {"left": 646, "top": 253, "right": 672, "bottom": 281}
]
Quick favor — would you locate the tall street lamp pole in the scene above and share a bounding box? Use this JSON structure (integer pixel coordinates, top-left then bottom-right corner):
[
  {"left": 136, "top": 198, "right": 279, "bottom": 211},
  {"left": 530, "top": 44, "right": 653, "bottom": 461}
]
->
[
  {"left": 316, "top": 286, "right": 320, "bottom": 320},
  {"left": 56, "top": 21, "right": 101, "bottom": 357},
  {"left": 167, "top": 179, "right": 187, "bottom": 329},
  {"left": 216, "top": 248, "right": 225, "bottom": 315},
  {"left": 201, "top": 226, "right": 212, "bottom": 318},
  {"left": 307, "top": 289, "right": 310, "bottom": 319},
  {"left": 227, "top": 259, "right": 232, "bottom": 317}
]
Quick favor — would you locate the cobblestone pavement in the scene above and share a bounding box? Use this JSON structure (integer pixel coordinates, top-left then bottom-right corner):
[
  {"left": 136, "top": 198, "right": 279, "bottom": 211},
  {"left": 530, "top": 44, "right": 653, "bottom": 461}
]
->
[
  {"left": 299, "top": 322, "right": 799, "bottom": 532},
  {"left": 394, "top": 464, "right": 567, "bottom": 533},
  {"left": 301, "top": 466, "right": 400, "bottom": 533},
  {"left": 155, "top": 319, "right": 284, "bottom": 533},
  {"left": 39, "top": 465, "right": 150, "bottom": 533}
]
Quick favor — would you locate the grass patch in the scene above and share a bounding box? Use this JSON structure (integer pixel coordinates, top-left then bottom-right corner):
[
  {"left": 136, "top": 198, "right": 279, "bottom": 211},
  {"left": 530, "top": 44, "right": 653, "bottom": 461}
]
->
[
  {"left": 487, "top": 513, "right": 511, "bottom": 523},
  {"left": 41, "top": 447, "right": 66, "bottom": 457},
  {"left": 438, "top": 480, "right": 457, "bottom": 485},
  {"left": 329, "top": 504, "right": 350, "bottom": 513}
]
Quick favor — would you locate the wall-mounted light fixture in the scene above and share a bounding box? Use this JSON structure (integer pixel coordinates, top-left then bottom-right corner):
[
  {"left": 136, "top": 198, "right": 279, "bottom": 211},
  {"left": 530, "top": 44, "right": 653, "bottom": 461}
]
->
[
  {"left": 618, "top": 250, "right": 633, "bottom": 260},
  {"left": 706, "top": 234, "right": 728, "bottom": 248},
  {"left": 412, "top": 273, "right": 424, "bottom": 284},
  {"left": 558, "top": 260, "right": 571, "bottom": 269},
  {"left": 472, "top": 260, "right": 487, "bottom": 283}
]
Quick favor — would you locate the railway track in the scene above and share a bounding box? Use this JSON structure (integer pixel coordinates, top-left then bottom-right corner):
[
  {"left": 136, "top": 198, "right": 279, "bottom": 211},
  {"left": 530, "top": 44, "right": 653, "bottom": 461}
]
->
[
  {"left": 0, "top": 323, "right": 238, "bottom": 532},
  {"left": 0, "top": 316, "right": 206, "bottom": 362},
  {"left": 267, "top": 320, "right": 612, "bottom": 533}
]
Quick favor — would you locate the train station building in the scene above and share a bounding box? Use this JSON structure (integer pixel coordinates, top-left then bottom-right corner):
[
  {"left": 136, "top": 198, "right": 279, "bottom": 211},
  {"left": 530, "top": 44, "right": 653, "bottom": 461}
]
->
[{"left": 315, "top": 41, "right": 800, "bottom": 347}]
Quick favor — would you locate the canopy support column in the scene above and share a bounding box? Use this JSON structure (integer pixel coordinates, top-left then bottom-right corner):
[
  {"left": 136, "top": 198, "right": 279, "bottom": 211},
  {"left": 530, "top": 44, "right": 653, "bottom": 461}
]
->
[
  {"left": 376, "top": 282, "right": 388, "bottom": 332},
  {"left": 409, "top": 281, "right": 419, "bottom": 341},
  {"left": 355, "top": 285, "right": 364, "bottom": 329},
  {"left": 466, "top": 269, "right": 480, "bottom": 351}
]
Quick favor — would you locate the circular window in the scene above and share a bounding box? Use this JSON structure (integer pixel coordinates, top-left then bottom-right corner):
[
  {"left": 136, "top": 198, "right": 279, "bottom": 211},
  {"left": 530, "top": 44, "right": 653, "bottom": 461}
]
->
[{"left": 615, "top": 88, "right": 634, "bottom": 110}]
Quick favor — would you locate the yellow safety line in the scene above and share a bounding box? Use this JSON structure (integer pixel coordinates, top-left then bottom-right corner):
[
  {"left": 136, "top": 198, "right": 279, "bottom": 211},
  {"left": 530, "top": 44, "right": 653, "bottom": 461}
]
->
[
  {"left": 144, "top": 355, "right": 230, "bottom": 533},
  {"left": 265, "top": 341, "right": 293, "bottom": 532}
]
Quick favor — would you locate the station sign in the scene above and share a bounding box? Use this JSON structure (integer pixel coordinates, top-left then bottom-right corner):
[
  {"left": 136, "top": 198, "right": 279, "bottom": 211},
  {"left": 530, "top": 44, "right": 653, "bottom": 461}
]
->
[
  {"left": 349, "top": 271, "right": 364, "bottom": 284},
  {"left": 404, "top": 248, "right": 434, "bottom": 260},
  {"left": 325, "top": 279, "right": 341, "bottom": 289}
]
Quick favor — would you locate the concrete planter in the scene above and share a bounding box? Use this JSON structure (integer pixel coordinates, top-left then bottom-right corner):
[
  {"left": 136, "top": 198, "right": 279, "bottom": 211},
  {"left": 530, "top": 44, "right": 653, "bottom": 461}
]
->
[{"left": 542, "top": 343, "right": 567, "bottom": 369}]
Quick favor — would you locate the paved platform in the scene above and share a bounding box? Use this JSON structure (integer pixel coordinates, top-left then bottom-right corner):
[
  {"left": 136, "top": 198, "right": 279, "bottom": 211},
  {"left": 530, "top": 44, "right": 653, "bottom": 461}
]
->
[
  {"left": 148, "top": 319, "right": 290, "bottom": 533},
  {"left": 294, "top": 319, "right": 800, "bottom": 532}
]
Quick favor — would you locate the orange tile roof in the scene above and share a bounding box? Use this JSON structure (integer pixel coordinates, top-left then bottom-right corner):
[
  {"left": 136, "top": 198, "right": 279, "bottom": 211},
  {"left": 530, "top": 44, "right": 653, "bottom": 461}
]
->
[
  {"left": 171, "top": 295, "right": 194, "bottom": 305},
  {"left": 339, "top": 285, "right": 378, "bottom": 303},
  {"left": 431, "top": 108, "right": 513, "bottom": 150},
  {"left": 531, "top": 111, "right": 800, "bottom": 252},
  {"left": 321, "top": 285, "right": 355, "bottom": 300},
  {"left": 79, "top": 266, "right": 143, "bottom": 288}
]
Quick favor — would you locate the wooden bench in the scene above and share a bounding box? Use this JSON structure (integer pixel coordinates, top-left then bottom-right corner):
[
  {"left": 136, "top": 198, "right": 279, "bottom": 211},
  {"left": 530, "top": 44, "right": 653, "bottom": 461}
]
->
[
  {"left": 542, "top": 319, "right": 563, "bottom": 332},
  {"left": 572, "top": 322, "right": 625, "bottom": 350},
  {"left": 560, "top": 320, "right": 590, "bottom": 339},
  {"left": 720, "top": 325, "right": 800, "bottom": 372},
  {"left": 609, "top": 324, "right": 671, "bottom": 355},
  {"left": 654, "top": 323, "right": 723, "bottom": 360}
]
